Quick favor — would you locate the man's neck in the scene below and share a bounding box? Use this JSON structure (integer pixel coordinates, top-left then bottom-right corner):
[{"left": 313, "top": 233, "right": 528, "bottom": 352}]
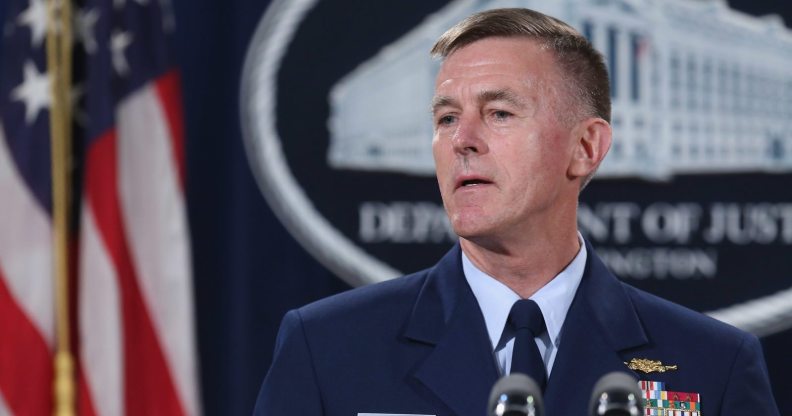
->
[{"left": 459, "top": 229, "right": 581, "bottom": 299}]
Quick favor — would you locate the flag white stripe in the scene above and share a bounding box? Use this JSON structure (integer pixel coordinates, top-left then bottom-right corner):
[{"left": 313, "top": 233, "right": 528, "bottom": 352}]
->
[
  {"left": 79, "top": 204, "right": 124, "bottom": 416},
  {"left": 0, "top": 125, "right": 53, "bottom": 347},
  {"left": 116, "top": 83, "right": 199, "bottom": 415},
  {"left": 0, "top": 389, "right": 11, "bottom": 416}
]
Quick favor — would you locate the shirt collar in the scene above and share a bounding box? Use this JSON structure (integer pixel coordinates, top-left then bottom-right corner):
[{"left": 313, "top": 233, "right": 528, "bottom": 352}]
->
[{"left": 462, "top": 234, "right": 587, "bottom": 351}]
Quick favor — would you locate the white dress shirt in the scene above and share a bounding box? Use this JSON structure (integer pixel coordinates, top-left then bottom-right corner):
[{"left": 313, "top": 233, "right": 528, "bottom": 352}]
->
[{"left": 462, "top": 235, "right": 587, "bottom": 376}]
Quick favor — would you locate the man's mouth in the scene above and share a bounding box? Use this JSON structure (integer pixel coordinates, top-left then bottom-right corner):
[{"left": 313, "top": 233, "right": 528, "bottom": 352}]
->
[{"left": 455, "top": 176, "right": 493, "bottom": 189}]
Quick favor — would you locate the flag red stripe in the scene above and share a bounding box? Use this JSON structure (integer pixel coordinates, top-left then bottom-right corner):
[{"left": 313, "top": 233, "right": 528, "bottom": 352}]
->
[
  {"left": 84, "top": 129, "right": 185, "bottom": 416},
  {"left": 0, "top": 265, "right": 52, "bottom": 416},
  {"left": 154, "top": 70, "right": 186, "bottom": 189}
]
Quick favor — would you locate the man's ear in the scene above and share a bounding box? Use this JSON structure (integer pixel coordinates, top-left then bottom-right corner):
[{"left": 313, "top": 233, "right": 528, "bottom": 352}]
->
[{"left": 567, "top": 118, "right": 612, "bottom": 180}]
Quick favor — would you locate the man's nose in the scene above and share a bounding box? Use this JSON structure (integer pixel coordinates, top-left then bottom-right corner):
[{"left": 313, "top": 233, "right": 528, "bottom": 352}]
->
[{"left": 451, "top": 115, "right": 489, "bottom": 156}]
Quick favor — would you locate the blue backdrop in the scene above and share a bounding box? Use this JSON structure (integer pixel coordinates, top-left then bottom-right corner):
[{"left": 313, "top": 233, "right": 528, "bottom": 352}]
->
[{"left": 174, "top": 1, "right": 792, "bottom": 414}]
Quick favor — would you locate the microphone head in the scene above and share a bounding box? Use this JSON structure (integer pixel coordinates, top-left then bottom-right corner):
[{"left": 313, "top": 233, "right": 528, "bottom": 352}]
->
[
  {"left": 589, "top": 372, "right": 644, "bottom": 416},
  {"left": 488, "top": 373, "right": 543, "bottom": 416}
]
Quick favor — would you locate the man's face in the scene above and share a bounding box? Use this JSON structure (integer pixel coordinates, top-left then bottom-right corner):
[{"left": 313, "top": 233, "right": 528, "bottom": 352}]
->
[{"left": 432, "top": 37, "right": 580, "bottom": 243}]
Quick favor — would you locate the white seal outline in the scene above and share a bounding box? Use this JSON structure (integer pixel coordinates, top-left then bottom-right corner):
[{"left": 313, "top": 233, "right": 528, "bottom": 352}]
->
[{"left": 239, "top": 0, "right": 792, "bottom": 336}]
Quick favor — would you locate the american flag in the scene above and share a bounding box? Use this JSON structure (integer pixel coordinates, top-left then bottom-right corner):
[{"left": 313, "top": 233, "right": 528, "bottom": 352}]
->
[{"left": 0, "top": 0, "right": 200, "bottom": 414}]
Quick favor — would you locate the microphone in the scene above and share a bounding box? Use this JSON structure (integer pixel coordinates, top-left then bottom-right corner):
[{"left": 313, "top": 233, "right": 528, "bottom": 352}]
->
[
  {"left": 488, "top": 373, "right": 543, "bottom": 416},
  {"left": 589, "top": 372, "right": 644, "bottom": 416}
]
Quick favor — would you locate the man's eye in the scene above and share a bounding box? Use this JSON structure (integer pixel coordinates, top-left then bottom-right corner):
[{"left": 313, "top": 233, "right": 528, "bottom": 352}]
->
[
  {"left": 492, "top": 110, "right": 512, "bottom": 120},
  {"left": 437, "top": 115, "right": 456, "bottom": 126}
]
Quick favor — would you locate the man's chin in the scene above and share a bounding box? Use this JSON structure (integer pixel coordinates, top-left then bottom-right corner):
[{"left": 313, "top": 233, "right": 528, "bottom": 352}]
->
[
  {"left": 451, "top": 222, "right": 497, "bottom": 244},
  {"left": 450, "top": 219, "right": 486, "bottom": 240},
  {"left": 452, "top": 218, "right": 519, "bottom": 252}
]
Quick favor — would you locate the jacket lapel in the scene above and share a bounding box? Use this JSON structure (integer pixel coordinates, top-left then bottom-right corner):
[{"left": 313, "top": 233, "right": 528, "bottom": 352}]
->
[
  {"left": 404, "top": 245, "right": 500, "bottom": 416},
  {"left": 544, "top": 241, "right": 648, "bottom": 415}
]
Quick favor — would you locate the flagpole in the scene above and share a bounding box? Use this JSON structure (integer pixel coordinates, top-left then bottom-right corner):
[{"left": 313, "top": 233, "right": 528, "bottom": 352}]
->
[{"left": 46, "top": 0, "right": 76, "bottom": 414}]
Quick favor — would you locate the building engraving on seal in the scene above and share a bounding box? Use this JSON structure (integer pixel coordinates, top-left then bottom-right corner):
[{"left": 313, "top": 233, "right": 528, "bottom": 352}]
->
[{"left": 328, "top": 0, "right": 792, "bottom": 180}]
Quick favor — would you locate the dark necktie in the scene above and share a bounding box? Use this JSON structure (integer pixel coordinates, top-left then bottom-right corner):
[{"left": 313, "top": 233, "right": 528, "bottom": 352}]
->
[{"left": 507, "top": 299, "right": 547, "bottom": 390}]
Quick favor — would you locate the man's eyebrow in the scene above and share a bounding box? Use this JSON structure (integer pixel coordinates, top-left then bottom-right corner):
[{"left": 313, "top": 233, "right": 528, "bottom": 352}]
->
[
  {"left": 431, "top": 89, "right": 527, "bottom": 114},
  {"left": 477, "top": 89, "right": 526, "bottom": 109},
  {"left": 431, "top": 95, "right": 458, "bottom": 114}
]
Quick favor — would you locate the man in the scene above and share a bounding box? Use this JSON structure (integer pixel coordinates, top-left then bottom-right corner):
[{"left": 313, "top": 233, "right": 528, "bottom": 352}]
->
[{"left": 255, "top": 8, "right": 779, "bottom": 415}]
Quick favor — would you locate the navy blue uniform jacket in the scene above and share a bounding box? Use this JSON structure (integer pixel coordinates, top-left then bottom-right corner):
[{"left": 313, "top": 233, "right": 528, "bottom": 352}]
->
[{"left": 254, "top": 242, "right": 779, "bottom": 415}]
